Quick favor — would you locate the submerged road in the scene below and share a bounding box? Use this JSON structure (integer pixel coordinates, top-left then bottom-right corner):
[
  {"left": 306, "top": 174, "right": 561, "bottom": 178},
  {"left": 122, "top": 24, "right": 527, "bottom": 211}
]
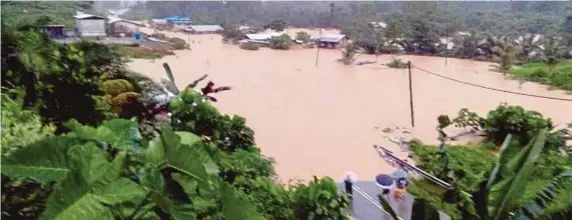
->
[{"left": 338, "top": 181, "right": 451, "bottom": 220}]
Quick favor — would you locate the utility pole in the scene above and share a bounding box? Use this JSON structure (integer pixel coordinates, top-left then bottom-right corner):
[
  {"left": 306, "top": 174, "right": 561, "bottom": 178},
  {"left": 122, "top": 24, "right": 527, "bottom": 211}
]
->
[
  {"left": 315, "top": 28, "right": 322, "bottom": 66},
  {"left": 407, "top": 61, "right": 415, "bottom": 128}
]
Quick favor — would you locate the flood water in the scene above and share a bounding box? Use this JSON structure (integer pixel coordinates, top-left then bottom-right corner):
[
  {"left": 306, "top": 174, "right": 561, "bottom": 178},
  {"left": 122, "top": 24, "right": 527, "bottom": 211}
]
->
[{"left": 129, "top": 28, "right": 572, "bottom": 183}]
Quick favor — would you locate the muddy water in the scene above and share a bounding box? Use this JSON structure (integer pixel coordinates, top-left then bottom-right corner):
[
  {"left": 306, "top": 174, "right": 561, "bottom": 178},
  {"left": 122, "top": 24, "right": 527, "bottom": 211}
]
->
[{"left": 129, "top": 28, "right": 572, "bottom": 183}]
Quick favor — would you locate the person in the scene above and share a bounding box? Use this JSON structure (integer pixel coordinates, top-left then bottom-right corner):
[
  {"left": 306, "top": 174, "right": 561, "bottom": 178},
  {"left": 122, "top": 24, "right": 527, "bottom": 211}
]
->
[
  {"left": 343, "top": 171, "right": 357, "bottom": 198},
  {"left": 393, "top": 177, "right": 408, "bottom": 201}
]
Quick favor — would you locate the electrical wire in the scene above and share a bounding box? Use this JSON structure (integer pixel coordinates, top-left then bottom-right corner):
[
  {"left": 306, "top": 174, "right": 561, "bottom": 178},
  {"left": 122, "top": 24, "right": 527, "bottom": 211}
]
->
[{"left": 410, "top": 65, "right": 572, "bottom": 102}]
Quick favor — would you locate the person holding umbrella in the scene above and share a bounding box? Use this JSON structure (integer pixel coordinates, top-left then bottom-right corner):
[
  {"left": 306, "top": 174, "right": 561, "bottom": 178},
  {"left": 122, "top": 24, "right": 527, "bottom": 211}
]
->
[
  {"left": 375, "top": 174, "right": 394, "bottom": 200},
  {"left": 343, "top": 171, "right": 358, "bottom": 198}
]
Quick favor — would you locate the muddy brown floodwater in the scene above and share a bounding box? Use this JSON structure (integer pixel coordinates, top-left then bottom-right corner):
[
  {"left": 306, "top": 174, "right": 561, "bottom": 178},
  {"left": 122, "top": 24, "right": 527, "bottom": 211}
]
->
[{"left": 129, "top": 28, "right": 572, "bottom": 183}]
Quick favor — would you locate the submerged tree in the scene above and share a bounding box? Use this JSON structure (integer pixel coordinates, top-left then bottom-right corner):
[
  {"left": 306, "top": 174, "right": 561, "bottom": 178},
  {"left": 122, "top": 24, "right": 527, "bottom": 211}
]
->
[
  {"left": 491, "top": 38, "right": 520, "bottom": 75},
  {"left": 340, "top": 42, "right": 359, "bottom": 65}
]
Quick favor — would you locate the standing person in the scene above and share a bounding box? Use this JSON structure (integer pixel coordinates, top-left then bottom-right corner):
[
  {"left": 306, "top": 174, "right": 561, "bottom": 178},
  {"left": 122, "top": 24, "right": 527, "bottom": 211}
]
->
[{"left": 344, "top": 171, "right": 357, "bottom": 198}]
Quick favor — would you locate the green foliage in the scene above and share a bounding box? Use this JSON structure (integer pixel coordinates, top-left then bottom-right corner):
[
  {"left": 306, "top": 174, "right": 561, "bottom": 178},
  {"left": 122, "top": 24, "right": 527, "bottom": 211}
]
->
[
  {"left": 295, "top": 31, "right": 312, "bottom": 43},
  {"left": 1, "top": 92, "right": 55, "bottom": 156},
  {"left": 221, "top": 27, "right": 247, "bottom": 41},
  {"left": 291, "top": 176, "right": 350, "bottom": 220},
  {"left": 511, "top": 61, "right": 572, "bottom": 91},
  {"left": 491, "top": 38, "right": 520, "bottom": 74},
  {"left": 269, "top": 34, "right": 293, "bottom": 50},
  {"left": 115, "top": 46, "right": 163, "bottom": 60},
  {"left": 170, "top": 89, "right": 255, "bottom": 153},
  {"left": 453, "top": 33, "right": 481, "bottom": 59},
  {"left": 1, "top": 120, "right": 266, "bottom": 219},
  {"left": 0, "top": 1, "right": 95, "bottom": 28},
  {"left": 386, "top": 58, "right": 408, "bottom": 69}
]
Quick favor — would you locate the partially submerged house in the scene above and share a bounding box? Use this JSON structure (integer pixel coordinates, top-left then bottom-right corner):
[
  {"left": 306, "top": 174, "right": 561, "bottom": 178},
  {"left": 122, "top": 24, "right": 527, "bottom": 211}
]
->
[
  {"left": 149, "top": 19, "right": 169, "bottom": 29},
  {"left": 74, "top": 13, "right": 107, "bottom": 38},
  {"left": 107, "top": 16, "right": 145, "bottom": 37},
  {"left": 315, "top": 34, "right": 348, "bottom": 48},
  {"left": 185, "top": 25, "right": 224, "bottom": 34},
  {"left": 39, "top": 24, "right": 66, "bottom": 38},
  {"left": 245, "top": 32, "right": 283, "bottom": 42}
]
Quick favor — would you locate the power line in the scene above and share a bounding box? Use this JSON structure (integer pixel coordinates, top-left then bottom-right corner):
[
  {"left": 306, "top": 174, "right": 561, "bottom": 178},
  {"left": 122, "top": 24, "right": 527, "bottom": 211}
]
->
[{"left": 411, "top": 65, "right": 572, "bottom": 102}]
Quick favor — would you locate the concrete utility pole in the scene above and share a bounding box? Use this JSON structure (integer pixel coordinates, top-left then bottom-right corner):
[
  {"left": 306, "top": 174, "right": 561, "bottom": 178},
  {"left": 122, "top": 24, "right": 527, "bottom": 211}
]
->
[
  {"left": 315, "top": 28, "right": 322, "bottom": 67},
  {"left": 407, "top": 61, "right": 415, "bottom": 128}
]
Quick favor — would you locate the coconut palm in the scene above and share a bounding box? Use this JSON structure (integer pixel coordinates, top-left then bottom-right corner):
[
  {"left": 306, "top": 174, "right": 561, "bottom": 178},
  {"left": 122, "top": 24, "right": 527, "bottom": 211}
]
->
[
  {"left": 537, "top": 36, "right": 567, "bottom": 71},
  {"left": 516, "top": 34, "right": 541, "bottom": 61},
  {"left": 491, "top": 38, "right": 520, "bottom": 75}
]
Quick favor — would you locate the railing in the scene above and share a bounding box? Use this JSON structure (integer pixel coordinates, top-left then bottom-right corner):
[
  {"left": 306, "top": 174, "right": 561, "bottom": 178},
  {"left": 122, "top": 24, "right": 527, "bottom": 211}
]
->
[{"left": 374, "top": 145, "right": 453, "bottom": 189}]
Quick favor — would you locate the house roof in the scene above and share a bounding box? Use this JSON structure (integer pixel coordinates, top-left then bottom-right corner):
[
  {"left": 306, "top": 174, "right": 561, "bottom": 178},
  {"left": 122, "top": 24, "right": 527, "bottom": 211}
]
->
[
  {"left": 151, "top": 19, "right": 168, "bottom": 24},
  {"left": 245, "top": 32, "right": 282, "bottom": 41},
  {"left": 166, "top": 16, "right": 191, "bottom": 24},
  {"left": 317, "top": 34, "right": 346, "bottom": 43},
  {"left": 187, "top": 25, "right": 224, "bottom": 32},
  {"left": 108, "top": 18, "right": 144, "bottom": 27},
  {"left": 74, "top": 14, "right": 106, "bottom": 20}
]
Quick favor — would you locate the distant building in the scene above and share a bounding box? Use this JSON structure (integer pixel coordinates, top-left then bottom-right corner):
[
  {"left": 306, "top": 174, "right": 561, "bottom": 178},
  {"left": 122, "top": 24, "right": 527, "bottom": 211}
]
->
[
  {"left": 315, "top": 34, "right": 348, "bottom": 48},
  {"left": 165, "top": 16, "right": 191, "bottom": 28},
  {"left": 185, "top": 25, "right": 224, "bottom": 34},
  {"left": 39, "top": 24, "right": 66, "bottom": 39},
  {"left": 74, "top": 14, "right": 107, "bottom": 37},
  {"left": 245, "top": 32, "right": 283, "bottom": 41},
  {"left": 149, "top": 19, "right": 169, "bottom": 29},
  {"left": 108, "top": 17, "right": 145, "bottom": 36}
]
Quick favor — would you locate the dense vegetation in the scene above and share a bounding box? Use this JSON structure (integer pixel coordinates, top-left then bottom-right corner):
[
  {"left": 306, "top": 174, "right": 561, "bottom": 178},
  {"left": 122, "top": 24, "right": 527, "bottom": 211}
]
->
[
  {"left": 1, "top": 22, "right": 351, "bottom": 219},
  {"left": 405, "top": 105, "right": 572, "bottom": 219}
]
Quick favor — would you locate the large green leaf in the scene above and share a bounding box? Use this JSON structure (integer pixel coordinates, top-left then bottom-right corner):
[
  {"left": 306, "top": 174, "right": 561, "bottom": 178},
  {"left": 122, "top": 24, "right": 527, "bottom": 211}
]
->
[
  {"left": 489, "top": 128, "right": 548, "bottom": 220},
  {"left": 1, "top": 136, "right": 84, "bottom": 183},
  {"left": 66, "top": 119, "right": 143, "bottom": 152},
  {"left": 40, "top": 143, "right": 126, "bottom": 220},
  {"left": 168, "top": 204, "right": 197, "bottom": 220},
  {"left": 162, "top": 63, "right": 180, "bottom": 95},
  {"left": 511, "top": 170, "right": 572, "bottom": 220},
  {"left": 221, "top": 182, "right": 265, "bottom": 220}
]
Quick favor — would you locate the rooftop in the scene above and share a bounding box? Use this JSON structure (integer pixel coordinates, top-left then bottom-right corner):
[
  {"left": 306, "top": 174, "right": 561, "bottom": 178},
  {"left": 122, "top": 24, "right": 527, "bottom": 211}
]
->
[
  {"left": 245, "top": 32, "right": 283, "bottom": 41},
  {"left": 73, "top": 14, "right": 106, "bottom": 20},
  {"left": 187, "top": 25, "right": 224, "bottom": 32},
  {"left": 317, "top": 34, "right": 347, "bottom": 43}
]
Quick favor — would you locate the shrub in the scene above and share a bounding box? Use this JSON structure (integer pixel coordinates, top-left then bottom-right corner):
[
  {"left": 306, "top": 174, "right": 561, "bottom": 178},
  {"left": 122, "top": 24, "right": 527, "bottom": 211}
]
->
[
  {"left": 116, "top": 46, "right": 163, "bottom": 59},
  {"left": 168, "top": 37, "right": 188, "bottom": 50},
  {"left": 484, "top": 104, "right": 553, "bottom": 144},
  {"left": 295, "top": 31, "right": 312, "bottom": 43},
  {"left": 386, "top": 58, "right": 409, "bottom": 69},
  {"left": 239, "top": 42, "right": 260, "bottom": 50},
  {"left": 292, "top": 176, "right": 350, "bottom": 220},
  {"left": 269, "top": 34, "right": 293, "bottom": 50},
  {"left": 221, "top": 27, "right": 246, "bottom": 41}
]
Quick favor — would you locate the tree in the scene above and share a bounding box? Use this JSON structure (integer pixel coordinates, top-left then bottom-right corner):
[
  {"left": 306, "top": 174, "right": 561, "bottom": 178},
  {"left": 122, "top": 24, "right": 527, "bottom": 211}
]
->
[
  {"left": 562, "top": 14, "right": 572, "bottom": 46},
  {"left": 453, "top": 33, "right": 481, "bottom": 59},
  {"left": 491, "top": 38, "right": 520, "bottom": 75},
  {"left": 264, "top": 19, "right": 287, "bottom": 31},
  {"left": 269, "top": 34, "right": 293, "bottom": 50},
  {"left": 340, "top": 42, "right": 359, "bottom": 65},
  {"left": 295, "top": 31, "right": 312, "bottom": 43},
  {"left": 538, "top": 36, "right": 567, "bottom": 70}
]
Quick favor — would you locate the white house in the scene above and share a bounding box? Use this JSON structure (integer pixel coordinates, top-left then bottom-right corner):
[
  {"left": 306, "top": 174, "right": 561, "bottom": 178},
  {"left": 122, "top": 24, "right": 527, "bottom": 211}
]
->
[
  {"left": 185, "top": 25, "right": 224, "bottom": 34},
  {"left": 74, "top": 14, "right": 107, "bottom": 37}
]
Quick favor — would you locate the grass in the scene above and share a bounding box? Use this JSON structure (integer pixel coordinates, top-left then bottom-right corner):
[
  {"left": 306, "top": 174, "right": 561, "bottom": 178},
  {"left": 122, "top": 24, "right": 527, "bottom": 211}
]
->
[
  {"left": 408, "top": 139, "right": 572, "bottom": 219},
  {"left": 115, "top": 46, "right": 163, "bottom": 60},
  {"left": 510, "top": 60, "right": 572, "bottom": 91}
]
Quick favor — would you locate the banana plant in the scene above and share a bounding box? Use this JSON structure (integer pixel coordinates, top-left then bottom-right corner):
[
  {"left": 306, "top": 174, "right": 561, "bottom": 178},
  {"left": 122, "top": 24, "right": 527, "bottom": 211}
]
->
[
  {"left": 1, "top": 119, "right": 265, "bottom": 220},
  {"left": 162, "top": 63, "right": 230, "bottom": 102},
  {"left": 378, "top": 195, "right": 441, "bottom": 220}
]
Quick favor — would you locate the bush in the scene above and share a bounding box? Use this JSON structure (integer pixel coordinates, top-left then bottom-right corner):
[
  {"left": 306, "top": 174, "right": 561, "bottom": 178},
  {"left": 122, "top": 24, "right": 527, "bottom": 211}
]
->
[
  {"left": 221, "top": 27, "right": 246, "bottom": 41},
  {"left": 269, "top": 34, "right": 293, "bottom": 50},
  {"left": 511, "top": 61, "right": 572, "bottom": 91},
  {"left": 168, "top": 37, "right": 188, "bottom": 50},
  {"left": 239, "top": 42, "right": 260, "bottom": 50},
  {"left": 484, "top": 104, "right": 554, "bottom": 144},
  {"left": 116, "top": 46, "right": 163, "bottom": 59},
  {"left": 292, "top": 176, "right": 351, "bottom": 220},
  {"left": 386, "top": 58, "right": 408, "bottom": 69},
  {"left": 295, "top": 31, "right": 312, "bottom": 43}
]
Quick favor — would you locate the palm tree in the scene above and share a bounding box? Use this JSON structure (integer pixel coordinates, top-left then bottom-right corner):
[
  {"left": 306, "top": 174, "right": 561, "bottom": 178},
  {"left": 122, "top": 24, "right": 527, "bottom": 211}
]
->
[
  {"left": 537, "top": 36, "right": 567, "bottom": 71},
  {"left": 491, "top": 37, "right": 520, "bottom": 75},
  {"left": 516, "top": 34, "right": 540, "bottom": 61}
]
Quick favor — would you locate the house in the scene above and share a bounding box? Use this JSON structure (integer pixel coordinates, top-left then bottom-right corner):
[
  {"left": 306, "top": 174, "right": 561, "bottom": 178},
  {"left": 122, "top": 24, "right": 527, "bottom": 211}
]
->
[
  {"left": 184, "top": 25, "right": 224, "bottom": 34},
  {"left": 315, "top": 34, "right": 348, "bottom": 48},
  {"left": 245, "top": 32, "right": 283, "bottom": 41},
  {"left": 165, "top": 16, "right": 191, "bottom": 28},
  {"left": 74, "top": 14, "right": 107, "bottom": 38},
  {"left": 108, "top": 17, "right": 145, "bottom": 37},
  {"left": 39, "top": 24, "right": 66, "bottom": 39},
  {"left": 149, "top": 19, "right": 169, "bottom": 29}
]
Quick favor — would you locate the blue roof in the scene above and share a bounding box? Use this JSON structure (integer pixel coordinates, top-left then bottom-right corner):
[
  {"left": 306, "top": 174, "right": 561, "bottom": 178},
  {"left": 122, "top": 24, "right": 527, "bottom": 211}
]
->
[{"left": 166, "top": 16, "right": 190, "bottom": 22}]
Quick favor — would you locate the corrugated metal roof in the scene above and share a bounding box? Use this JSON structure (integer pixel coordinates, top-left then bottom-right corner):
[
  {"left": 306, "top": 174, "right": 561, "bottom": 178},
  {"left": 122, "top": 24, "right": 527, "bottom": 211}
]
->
[
  {"left": 245, "top": 32, "right": 282, "bottom": 41},
  {"left": 318, "top": 34, "right": 346, "bottom": 43},
  {"left": 74, "top": 14, "right": 105, "bottom": 20},
  {"left": 151, "top": 19, "right": 168, "bottom": 24},
  {"left": 188, "top": 25, "right": 224, "bottom": 32}
]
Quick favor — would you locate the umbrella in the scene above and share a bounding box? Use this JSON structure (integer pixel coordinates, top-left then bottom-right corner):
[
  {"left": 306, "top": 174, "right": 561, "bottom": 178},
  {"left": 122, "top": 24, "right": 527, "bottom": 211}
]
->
[
  {"left": 344, "top": 171, "right": 358, "bottom": 183},
  {"left": 375, "top": 174, "right": 394, "bottom": 189},
  {"left": 392, "top": 168, "right": 408, "bottom": 179}
]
